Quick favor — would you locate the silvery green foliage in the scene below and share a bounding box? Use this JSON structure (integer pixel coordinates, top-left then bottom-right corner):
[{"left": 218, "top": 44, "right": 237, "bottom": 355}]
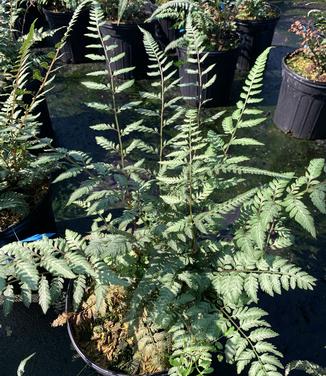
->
[
  {"left": 0, "top": 2, "right": 89, "bottom": 220},
  {"left": 0, "top": 0, "right": 23, "bottom": 87},
  {"left": 1, "top": 7, "right": 326, "bottom": 376},
  {"left": 54, "top": 2, "right": 185, "bottom": 213},
  {"left": 285, "top": 360, "right": 326, "bottom": 376},
  {"left": 17, "top": 353, "right": 36, "bottom": 376}
]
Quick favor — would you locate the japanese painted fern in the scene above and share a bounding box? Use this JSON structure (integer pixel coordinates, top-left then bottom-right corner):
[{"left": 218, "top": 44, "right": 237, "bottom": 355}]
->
[{"left": 1, "top": 10, "right": 325, "bottom": 376}]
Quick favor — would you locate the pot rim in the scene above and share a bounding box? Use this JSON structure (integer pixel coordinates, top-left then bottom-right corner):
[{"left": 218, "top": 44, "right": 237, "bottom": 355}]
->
[
  {"left": 0, "top": 185, "right": 52, "bottom": 237},
  {"left": 283, "top": 50, "right": 326, "bottom": 88},
  {"left": 100, "top": 20, "right": 153, "bottom": 29},
  {"left": 177, "top": 45, "right": 240, "bottom": 56},
  {"left": 42, "top": 7, "right": 73, "bottom": 16},
  {"left": 235, "top": 4, "right": 281, "bottom": 24},
  {"left": 65, "top": 282, "right": 168, "bottom": 376}
]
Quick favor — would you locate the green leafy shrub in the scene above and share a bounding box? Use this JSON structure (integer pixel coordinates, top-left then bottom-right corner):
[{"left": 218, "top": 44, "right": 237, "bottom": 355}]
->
[
  {"left": 1, "top": 4, "right": 325, "bottom": 376},
  {"left": 287, "top": 8, "right": 326, "bottom": 82},
  {"left": 234, "top": 0, "right": 278, "bottom": 21}
]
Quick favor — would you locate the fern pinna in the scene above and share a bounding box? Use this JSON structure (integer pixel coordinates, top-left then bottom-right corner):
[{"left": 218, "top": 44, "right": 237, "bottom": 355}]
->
[{"left": 1, "top": 8, "right": 326, "bottom": 376}]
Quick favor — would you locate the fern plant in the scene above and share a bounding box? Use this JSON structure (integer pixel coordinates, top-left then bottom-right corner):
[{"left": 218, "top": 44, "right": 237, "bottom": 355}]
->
[
  {"left": 1, "top": 8, "right": 325, "bottom": 376},
  {"left": 0, "top": 2, "right": 89, "bottom": 232},
  {"left": 53, "top": 2, "right": 184, "bottom": 217},
  {"left": 150, "top": 0, "right": 238, "bottom": 51}
]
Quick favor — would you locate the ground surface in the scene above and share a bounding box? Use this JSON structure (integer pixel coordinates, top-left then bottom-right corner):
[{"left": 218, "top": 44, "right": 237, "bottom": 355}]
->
[{"left": 1, "top": 1, "right": 326, "bottom": 375}]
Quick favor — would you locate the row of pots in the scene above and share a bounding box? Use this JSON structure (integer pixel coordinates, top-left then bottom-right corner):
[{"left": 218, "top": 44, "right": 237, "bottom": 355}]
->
[
  {"left": 45, "top": 8, "right": 278, "bottom": 72},
  {"left": 42, "top": 9, "right": 277, "bottom": 109},
  {"left": 32, "top": 7, "right": 326, "bottom": 140},
  {"left": 17, "top": 4, "right": 279, "bottom": 71}
]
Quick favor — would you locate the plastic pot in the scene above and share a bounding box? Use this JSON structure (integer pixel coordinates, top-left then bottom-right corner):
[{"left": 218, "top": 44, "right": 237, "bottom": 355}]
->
[
  {"left": 177, "top": 47, "right": 239, "bottom": 107},
  {"left": 156, "top": 18, "right": 181, "bottom": 48},
  {"left": 236, "top": 11, "right": 280, "bottom": 71},
  {"left": 66, "top": 281, "right": 168, "bottom": 376},
  {"left": 99, "top": 22, "right": 156, "bottom": 80},
  {"left": 273, "top": 55, "right": 326, "bottom": 140},
  {"left": 43, "top": 8, "right": 93, "bottom": 64},
  {"left": 25, "top": 79, "right": 55, "bottom": 142},
  {"left": 0, "top": 188, "right": 56, "bottom": 247},
  {"left": 14, "top": 1, "right": 51, "bottom": 47}
]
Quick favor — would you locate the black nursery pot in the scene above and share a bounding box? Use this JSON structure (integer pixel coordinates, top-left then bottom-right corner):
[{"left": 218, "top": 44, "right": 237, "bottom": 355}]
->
[
  {"left": 273, "top": 55, "right": 326, "bottom": 140},
  {"left": 236, "top": 12, "right": 280, "bottom": 71},
  {"left": 0, "top": 189, "right": 56, "bottom": 247},
  {"left": 14, "top": 1, "right": 51, "bottom": 46},
  {"left": 66, "top": 281, "right": 168, "bottom": 376},
  {"left": 100, "top": 22, "right": 156, "bottom": 80},
  {"left": 156, "top": 18, "right": 181, "bottom": 48},
  {"left": 177, "top": 47, "right": 239, "bottom": 107},
  {"left": 25, "top": 79, "right": 55, "bottom": 142},
  {"left": 43, "top": 8, "right": 93, "bottom": 64}
]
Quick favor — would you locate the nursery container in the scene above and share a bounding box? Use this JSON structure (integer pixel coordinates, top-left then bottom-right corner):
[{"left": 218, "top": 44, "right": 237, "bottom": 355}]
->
[
  {"left": 236, "top": 11, "right": 280, "bottom": 71},
  {"left": 177, "top": 47, "right": 239, "bottom": 107},
  {"left": 14, "top": 1, "right": 51, "bottom": 46},
  {"left": 0, "top": 190, "right": 56, "bottom": 247},
  {"left": 100, "top": 22, "right": 156, "bottom": 80},
  {"left": 26, "top": 79, "right": 55, "bottom": 142},
  {"left": 273, "top": 55, "right": 326, "bottom": 140},
  {"left": 156, "top": 18, "right": 181, "bottom": 48},
  {"left": 66, "top": 281, "right": 168, "bottom": 376},
  {"left": 43, "top": 8, "right": 92, "bottom": 64}
]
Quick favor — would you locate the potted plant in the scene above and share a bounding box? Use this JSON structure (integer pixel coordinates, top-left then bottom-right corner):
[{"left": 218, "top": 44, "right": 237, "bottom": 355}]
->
[
  {"left": 151, "top": 0, "right": 183, "bottom": 48},
  {"left": 0, "top": 5, "right": 86, "bottom": 246},
  {"left": 273, "top": 9, "right": 326, "bottom": 140},
  {"left": 1, "top": 7, "right": 325, "bottom": 375},
  {"left": 1, "top": 3, "right": 55, "bottom": 140},
  {"left": 97, "top": 0, "right": 157, "bottom": 80},
  {"left": 13, "top": 0, "right": 50, "bottom": 45},
  {"left": 151, "top": 0, "right": 240, "bottom": 107},
  {"left": 0, "top": 31, "right": 56, "bottom": 245},
  {"left": 234, "top": 0, "right": 280, "bottom": 71},
  {"left": 38, "top": 0, "right": 94, "bottom": 63}
]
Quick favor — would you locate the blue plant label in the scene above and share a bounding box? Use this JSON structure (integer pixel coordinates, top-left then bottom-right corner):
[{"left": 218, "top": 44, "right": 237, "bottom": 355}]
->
[{"left": 22, "top": 233, "right": 56, "bottom": 242}]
